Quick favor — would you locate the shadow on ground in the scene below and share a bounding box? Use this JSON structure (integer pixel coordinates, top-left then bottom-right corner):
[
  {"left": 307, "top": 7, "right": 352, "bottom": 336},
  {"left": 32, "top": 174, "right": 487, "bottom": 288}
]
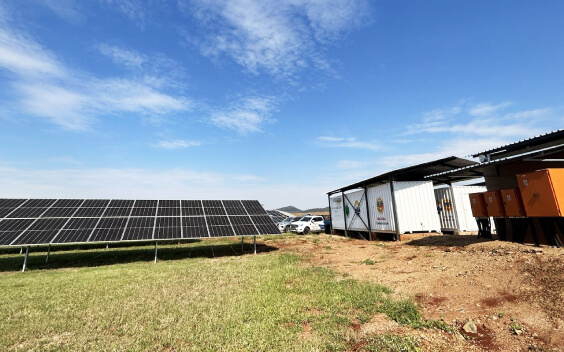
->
[
  {"left": 0, "top": 240, "right": 279, "bottom": 272},
  {"left": 405, "top": 234, "right": 496, "bottom": 248}
]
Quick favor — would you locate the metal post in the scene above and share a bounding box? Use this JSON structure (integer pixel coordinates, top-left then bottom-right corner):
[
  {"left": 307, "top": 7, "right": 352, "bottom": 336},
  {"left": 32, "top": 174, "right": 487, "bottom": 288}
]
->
[
  {"left": 241, "top": 236, "right": 244, "bottom": 254},
  {"left": 46, "top": 244, "right": 51, "bottom": 263},
  {"left": 154, "top": 241, "right": 158, "bottom": 263},
  {"left": 327, "top": 193, "right": 332, "bottom": 235},
  {"left": 22, "top": 246, "right": 30, "bottom": 272},
  {"left": 20, "top": 246, "right": 23, "bottom": 254},
  {"left": 342, "top": 191, "right": 348, "bottom": 238},
  {"left": 389, "top": 176, "right": 401, "bottom": 241},
  {"left": 253, "top": 236, "right": 257, "bottom": 254},
  {"left": 106, "top": 243, "right": 109, "bottom": 250},
  {"left": 363, "top": 186, "right": 373, "bottom": 241}
]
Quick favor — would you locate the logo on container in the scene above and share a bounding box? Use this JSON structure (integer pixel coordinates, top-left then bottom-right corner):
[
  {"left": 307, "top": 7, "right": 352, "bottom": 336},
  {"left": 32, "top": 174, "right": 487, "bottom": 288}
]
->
[{"left": 376, "top": 197, "right": 384, "bottom": 214}]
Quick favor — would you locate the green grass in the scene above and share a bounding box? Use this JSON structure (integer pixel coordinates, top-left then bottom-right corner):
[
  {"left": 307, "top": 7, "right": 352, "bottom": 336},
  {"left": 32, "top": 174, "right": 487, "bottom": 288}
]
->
[{"left": 0, "top": 239, "right": 434, "bottom": 351}]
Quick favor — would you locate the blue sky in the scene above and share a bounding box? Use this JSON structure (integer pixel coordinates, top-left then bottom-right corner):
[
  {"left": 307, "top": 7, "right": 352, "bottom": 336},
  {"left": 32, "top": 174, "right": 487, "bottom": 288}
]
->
[{"left": 0, "top": 0, "right": 562, "bottom": 210}]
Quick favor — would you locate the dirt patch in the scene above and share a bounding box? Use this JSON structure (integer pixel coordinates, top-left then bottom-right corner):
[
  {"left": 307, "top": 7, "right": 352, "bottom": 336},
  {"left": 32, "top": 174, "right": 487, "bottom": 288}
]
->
[{"left": 271, "top": 234, "right": 564, "bottom": 351}]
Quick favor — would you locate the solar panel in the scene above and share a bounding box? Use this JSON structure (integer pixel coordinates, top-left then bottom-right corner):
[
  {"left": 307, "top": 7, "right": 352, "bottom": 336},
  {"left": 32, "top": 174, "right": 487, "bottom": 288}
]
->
[
  {"left": 0, "top": 199, "right": 28, "bottom": 207},
  {"left": 0, "top": 199, "right": 280, "bottom": 247}
]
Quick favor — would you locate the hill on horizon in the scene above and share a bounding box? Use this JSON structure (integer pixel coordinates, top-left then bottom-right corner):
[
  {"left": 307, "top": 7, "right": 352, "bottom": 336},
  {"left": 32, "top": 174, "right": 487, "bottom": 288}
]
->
[{"left": 276, "top": 206, "right": 329, "bottom": 214}]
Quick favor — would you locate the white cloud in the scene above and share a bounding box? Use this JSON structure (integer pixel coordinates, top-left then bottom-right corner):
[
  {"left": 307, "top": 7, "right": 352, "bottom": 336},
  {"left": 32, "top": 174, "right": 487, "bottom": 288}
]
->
[
  {"left": 104, "top": 0, "right": 146, "bottom": 26},
  {"left": 97, "top": 43, "right": 146, "bottom": 69},
  {"left": 467, "top": 102, "right": 511, "bottom": 116},
  {"left": 155, "top": 139, "right": 202, "bottom": 150},
  {"left": 0, "top": 20, "right": 191, "bottom": 131},
  {"left": 406, "top": 102, "right": 548, "bottom": 139},
  {"left": 181, "top": 0, "right": 370, "bottom": 77},
  {"left": 0, "top": 27, "right": 64, "bottom": 78},
  {"left": 36, "top": 0, "right": 86, "bottom": 23},
  {"left": 210, "top": 96, "right": 277, "bottom": 134},
  {"left": 0, "top": 165, "right": 332, "bottom": 210},
  {"left": 317, "top": 136, "right": 380, "bottom": 151},
  {"left": 336, "top": 159, "right": 373, "bottom": 169}
]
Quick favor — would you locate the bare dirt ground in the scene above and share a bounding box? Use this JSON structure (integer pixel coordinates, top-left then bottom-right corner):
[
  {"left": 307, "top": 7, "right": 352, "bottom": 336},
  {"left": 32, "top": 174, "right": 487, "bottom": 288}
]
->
[{"left": 272, "top": 234, "right": 564, "bottom": 351}]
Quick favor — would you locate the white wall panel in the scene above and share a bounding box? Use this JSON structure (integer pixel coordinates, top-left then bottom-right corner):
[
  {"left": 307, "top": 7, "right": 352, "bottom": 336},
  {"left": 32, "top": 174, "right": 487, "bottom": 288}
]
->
[{"left": 394, "top": 181, "right": 441, "bottom": 233}]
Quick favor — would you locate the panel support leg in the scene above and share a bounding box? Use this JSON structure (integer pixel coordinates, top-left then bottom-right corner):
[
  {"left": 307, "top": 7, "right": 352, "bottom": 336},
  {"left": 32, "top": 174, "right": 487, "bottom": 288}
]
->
[
  {"left": 241, "top": 236, "right": 244, "bottom": 254},
  {"left": 22, "top": 246, "right": 30, "bottom": 273},
  {"left": 20, "top": 246, "right": 23, "bottom": 254},
  {"left": 106, "top": 243, "right": 109, "bottom": 250},
  {"left": 46, "top": 244, "right": 51, "bottom": 263},
  {"left": 253, "top": 236, "right": 257, "bottom": 255},
  {"left": 154, "top": 241, "right": 158, "bottom": 263}
]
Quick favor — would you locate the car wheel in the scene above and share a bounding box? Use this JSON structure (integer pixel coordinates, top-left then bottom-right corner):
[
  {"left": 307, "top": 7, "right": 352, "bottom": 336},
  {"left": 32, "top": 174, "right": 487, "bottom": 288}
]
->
[
  {"left": 303, "top": 227, "right": 310, "bottom": 235},
  {"left": 284, "top": 225, "right": 290, "bottom": 233}
]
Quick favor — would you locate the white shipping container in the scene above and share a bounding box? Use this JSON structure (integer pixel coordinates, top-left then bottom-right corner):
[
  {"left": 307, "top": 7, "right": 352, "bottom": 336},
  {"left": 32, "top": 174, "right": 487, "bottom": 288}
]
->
[
  {"left": 330, "top": 181, "right": 441, "bottom": 234},
  {"left": 393, "top": 181, "right": 441, "bottom": 233},
  {"left": 434, "top": 186, "right": 487, "bottom": 232}
]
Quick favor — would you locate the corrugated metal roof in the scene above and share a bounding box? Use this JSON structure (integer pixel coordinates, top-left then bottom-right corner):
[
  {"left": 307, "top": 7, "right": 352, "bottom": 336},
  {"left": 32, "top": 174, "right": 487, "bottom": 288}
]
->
[
  {"left": 327, "top": 156, "right": 477, "bottom": 195},
  {"left": 470, "top": 129, "right": 564, "bottom": 159},
  {"left": 427, "top": 143, "right": 564, "bottom": 180}
]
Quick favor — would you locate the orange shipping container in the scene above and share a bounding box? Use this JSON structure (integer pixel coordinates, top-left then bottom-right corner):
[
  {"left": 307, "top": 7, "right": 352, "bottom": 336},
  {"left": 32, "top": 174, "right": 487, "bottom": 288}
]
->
[
  {"left": 484, "top": 190, "right": 506, "bottom": 217},
  {"left": 469, "top": 192, "right": 488, "bottom": 217},
  {"left": 517, "top": 168, "right": 564, "bottom": 217},
  {"left": 501, "top": 188, "right": 526, "bottom": 217}
]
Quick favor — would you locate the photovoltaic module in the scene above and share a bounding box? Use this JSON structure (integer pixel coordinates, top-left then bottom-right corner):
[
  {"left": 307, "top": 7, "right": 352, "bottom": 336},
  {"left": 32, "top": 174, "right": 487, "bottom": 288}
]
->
[{"left": 0, "top": 199, "right": 280, "bottom": 246}]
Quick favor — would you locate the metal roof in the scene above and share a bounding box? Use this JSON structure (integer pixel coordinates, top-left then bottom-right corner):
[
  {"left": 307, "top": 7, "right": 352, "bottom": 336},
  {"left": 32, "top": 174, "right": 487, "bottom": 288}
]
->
[
  {"left": 327, "top": 156, "right": 478, "bottom": 195},
  {"left": 426, "top": 143, "right": 564, "bottom": 180},
  {"left": 471, "top": 129, "right": 564, "bottom": 159}
]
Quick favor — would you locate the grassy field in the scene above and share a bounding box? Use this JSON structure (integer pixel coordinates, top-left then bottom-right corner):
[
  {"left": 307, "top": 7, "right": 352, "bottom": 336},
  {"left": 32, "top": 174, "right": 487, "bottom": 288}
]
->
[{"left": 0, "top": 237, "right": 434, "bottom": 351}]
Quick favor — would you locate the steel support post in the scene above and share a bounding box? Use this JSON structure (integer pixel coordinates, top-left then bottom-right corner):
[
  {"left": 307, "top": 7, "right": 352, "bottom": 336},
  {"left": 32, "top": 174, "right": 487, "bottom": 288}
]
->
[
  {"left": 46, "top": 244, "right": 51, "bottom": 263},
  {"left": 363, "top": 186, "right": 372, "bottom": 241},
  {"left": 22, "top": 246, "right": 30, "bottom": 273},
  {"left": 342, "top": 191, "right": 348, "bottom": 238},
  {"left": 389, "top": 176, "right": 401, "bottom": 241},
  {"left": 327, "top": 194, "right": 331, "bottom": 235},
  {"left": 253, "top": 236, "right": 257, "bottom": 254},
  {"left": 241, "top": 236, "right": 244, "bottom": 254},
  {"left": 154, "top": 242, "right": 158, "bottom": 263}
]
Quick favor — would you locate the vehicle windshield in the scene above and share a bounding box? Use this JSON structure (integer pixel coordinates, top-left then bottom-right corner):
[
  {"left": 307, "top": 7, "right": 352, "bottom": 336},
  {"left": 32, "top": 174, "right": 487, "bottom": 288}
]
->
[{"left": 300, "top": 216, "right": 312, "bottom": 222}]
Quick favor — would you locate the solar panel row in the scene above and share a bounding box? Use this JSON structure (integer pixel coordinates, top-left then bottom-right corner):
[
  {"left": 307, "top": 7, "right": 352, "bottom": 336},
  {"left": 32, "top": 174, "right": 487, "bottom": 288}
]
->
[{"left": 0, "top": 199, "right": 280, "bottom": 246}]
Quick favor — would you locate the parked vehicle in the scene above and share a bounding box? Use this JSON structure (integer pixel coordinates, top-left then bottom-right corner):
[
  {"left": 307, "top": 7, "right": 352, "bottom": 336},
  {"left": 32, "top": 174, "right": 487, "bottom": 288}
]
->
[
  {"left": 290, "top": 215, "right": 325, "bottom": 234},
  {"left": 277, "top": 216, "right": 301, "bottom": 233}
]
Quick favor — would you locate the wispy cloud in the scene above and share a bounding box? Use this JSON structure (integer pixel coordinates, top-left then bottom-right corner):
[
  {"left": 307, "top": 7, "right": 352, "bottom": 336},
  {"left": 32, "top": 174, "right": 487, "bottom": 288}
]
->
[
  {"left": 336, "top": 159, "right": 373, "bottom": 169},
  {"left": 317, "top": 136, "right": 380, "bottom": 151},
  {"left": 0, "top": 27, "right": 64, "bottom": 78},
  {"left": 97, "top": 43, "right": 146, "bottom": 69},
  {"left": 180, "top": 0, "right": 370, "bottom": 78},
  {"left": 104, "top": 0, "right": 146, "bottom": 27},
  {"left": 406, "top": 102, "right": 548, "bottom": 138},
  {"left": 155, "top": 139, "right": 202, "bottom": 150},
  {"left": 0, "top": 163, "right": 336, "bottom": 209},
  {"left": 0, "top": 18, "right": 190, "bottom": 131},
  {"left": 467, "top": 102, "right": 511, "bottom": 116},
  {"left": 36, "top": 0, "right": 86, "bottom": 24},
  {"left": 210, "top": 96, "right": 277, "bottom": 134}
]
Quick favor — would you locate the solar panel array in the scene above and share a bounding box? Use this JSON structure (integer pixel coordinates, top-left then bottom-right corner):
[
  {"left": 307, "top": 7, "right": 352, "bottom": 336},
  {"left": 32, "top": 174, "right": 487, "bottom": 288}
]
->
[
  {"left": 266, "top": 210, "right": 286, "bottom": 223},
  {"left": 0, "top": 199, "right": 280, "bottom": 246}
]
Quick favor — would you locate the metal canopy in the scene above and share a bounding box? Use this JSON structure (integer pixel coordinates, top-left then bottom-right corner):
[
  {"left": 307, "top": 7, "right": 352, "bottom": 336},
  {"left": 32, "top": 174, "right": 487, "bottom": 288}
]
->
[
  {"left": 327, "top": 156, "right": 478, "bottom": 195},
  {"left": 426, "top": 137, "right": 564, "bottom": 182},
  {"left": 471, "top": 129, "right": 564, "bottom": 160}
]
